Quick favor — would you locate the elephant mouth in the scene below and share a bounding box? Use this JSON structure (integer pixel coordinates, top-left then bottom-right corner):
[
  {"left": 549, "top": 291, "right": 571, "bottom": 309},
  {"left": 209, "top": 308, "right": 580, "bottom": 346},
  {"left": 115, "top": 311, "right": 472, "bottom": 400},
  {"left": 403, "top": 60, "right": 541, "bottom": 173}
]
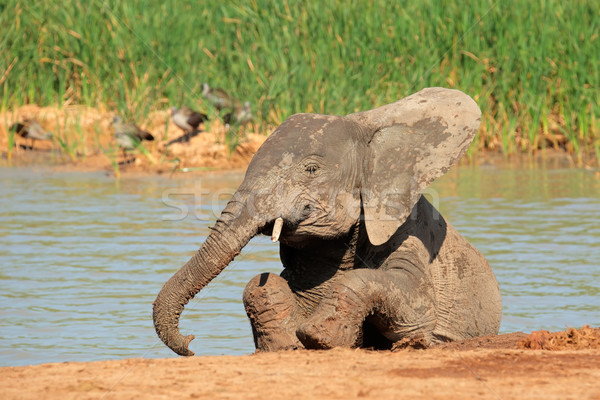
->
[
  {"left": 261, "top": 218, "right": 332, "bottom": 249},
  {"left": 260, "top": 217, "right": 307, "bottom": 245},
  {"left": 260, "top": 203, "right": 315, "bottom": 242},
  {"left": 262, "top": 217, "right": 292, "bottom": 240}
]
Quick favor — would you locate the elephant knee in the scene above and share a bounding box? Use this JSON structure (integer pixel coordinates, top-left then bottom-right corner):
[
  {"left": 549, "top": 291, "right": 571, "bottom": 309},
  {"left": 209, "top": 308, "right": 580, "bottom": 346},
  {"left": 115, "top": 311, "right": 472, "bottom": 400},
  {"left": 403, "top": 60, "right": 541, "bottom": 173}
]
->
[
  {"left": 243, "top": 273, "right": 295, "bottom": 319},
  {"left": 243, "top": 273, "right": 289, "bottom": 302},
  {"left": 243, "top": 273, "right": 302, "bottom": 351}
]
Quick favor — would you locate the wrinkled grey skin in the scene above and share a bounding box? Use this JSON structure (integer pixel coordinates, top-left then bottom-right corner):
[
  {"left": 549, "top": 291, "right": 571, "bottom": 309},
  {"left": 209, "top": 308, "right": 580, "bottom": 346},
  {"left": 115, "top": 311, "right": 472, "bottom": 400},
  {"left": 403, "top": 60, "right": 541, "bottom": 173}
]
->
[{"left": 153, "top": 87, "right": 502, "bottom": 356}]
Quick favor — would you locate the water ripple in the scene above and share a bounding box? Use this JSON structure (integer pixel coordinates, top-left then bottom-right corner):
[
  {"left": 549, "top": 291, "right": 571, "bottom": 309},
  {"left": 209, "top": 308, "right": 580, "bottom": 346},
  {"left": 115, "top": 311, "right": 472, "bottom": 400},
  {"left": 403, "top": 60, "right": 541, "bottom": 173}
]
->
[{"left": 0, "top": 166, "right": 598, "bottom": 366}]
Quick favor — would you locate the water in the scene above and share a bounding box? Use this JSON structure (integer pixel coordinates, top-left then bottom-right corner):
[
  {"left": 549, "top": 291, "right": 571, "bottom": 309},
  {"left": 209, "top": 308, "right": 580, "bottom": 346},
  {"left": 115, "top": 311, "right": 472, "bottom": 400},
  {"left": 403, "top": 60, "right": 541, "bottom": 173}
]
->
[{"left": 0, "top": 165, "right": 598, "bottom": 366}]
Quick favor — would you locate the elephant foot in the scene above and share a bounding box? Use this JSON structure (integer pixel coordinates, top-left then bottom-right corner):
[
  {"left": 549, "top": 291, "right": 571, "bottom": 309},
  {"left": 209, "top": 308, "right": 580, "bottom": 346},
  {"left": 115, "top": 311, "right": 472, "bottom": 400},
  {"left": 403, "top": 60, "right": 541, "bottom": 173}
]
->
[
  {"left": 243, "top": 273, "right": 303, "bottom": 351},
  {"left": 296, "top": 269, "right": 426, "bottom": 350},
  {"left": 296, "top": 315, "right": 361, "bottom": 349}
]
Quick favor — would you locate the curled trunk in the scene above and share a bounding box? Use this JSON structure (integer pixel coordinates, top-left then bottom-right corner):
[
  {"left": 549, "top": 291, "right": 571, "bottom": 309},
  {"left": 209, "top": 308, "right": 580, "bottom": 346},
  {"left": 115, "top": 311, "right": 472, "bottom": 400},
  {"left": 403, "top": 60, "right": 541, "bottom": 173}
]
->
[{"left": 153, "top": 198, "right": 260, "bottom": 356}]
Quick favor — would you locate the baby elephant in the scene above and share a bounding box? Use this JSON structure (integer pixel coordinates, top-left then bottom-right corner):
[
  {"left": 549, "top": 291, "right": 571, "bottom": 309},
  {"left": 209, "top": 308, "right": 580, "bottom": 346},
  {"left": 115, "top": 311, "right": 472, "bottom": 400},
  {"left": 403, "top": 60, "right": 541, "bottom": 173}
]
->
[{"left": 153, "top": 87, "right": 502, "bottom": 356}]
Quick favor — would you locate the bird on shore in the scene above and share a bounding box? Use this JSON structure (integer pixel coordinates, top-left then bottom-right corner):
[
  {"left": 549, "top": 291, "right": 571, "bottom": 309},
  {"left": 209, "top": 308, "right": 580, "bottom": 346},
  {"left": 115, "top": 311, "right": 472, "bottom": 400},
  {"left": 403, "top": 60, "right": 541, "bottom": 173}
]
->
[
  {"left": 111, "top": 115, "right": 154, "bottom": 155},
  {"left": 202, "top": 83, "right": 240, "bottom": 112},
  {"left": 9, "top": 118, "right": 53, "bottom": 150},
  {"left": 223, "top": 101, "right": 253, "bottom": 127},
  {"left": 170, "top": 106, "right": 208, "bottom": 134}
]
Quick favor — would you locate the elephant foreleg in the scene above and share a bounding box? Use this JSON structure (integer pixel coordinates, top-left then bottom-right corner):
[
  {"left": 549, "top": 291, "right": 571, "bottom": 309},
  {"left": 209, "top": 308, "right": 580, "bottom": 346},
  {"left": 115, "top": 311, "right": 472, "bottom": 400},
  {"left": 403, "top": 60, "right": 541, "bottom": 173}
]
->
[
  {"left": 296, "top": 269, "right": 436, "bottom": 349},
  {"left": 243, "top": 272, "right": 303, "bottom": 351}
]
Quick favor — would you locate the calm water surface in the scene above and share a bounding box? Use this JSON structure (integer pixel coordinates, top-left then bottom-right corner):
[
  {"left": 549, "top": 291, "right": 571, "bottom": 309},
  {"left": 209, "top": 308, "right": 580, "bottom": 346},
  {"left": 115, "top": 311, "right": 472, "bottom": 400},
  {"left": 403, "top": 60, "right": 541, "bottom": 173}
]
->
[{"left": 0, "top": 165, "right": 598, "bottom": 366}]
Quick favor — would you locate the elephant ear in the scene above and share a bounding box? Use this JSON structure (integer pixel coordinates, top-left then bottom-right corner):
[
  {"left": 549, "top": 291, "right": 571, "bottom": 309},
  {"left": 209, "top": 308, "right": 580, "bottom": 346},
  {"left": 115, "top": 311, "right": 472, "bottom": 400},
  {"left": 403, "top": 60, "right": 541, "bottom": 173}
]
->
[{"left": 347, "top": 87, "right": 481, "bottom": 246}]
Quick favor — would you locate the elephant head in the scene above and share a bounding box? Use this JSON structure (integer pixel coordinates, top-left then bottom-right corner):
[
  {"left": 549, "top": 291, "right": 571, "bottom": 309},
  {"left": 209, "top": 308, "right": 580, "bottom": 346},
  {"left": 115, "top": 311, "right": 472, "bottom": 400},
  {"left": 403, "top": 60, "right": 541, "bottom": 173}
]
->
[{"left": 153, "top": 87, "right": 481, "bottom": 356}]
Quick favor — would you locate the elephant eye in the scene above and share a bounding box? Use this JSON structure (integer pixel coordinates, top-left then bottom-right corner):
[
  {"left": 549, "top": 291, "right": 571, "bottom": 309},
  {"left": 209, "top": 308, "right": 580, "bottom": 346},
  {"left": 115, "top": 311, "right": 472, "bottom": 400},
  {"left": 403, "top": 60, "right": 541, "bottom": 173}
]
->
[{"left": 305, "top": 164, "right": 319, "bottom": 175}]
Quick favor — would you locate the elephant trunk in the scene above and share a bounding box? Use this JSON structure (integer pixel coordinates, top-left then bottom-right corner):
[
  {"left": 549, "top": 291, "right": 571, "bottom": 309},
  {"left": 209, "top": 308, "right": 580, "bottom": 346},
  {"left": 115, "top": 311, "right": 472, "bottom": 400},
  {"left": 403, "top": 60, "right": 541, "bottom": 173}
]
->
[{"left": 153, "top": 195, "right": 262, "bottom": 356}]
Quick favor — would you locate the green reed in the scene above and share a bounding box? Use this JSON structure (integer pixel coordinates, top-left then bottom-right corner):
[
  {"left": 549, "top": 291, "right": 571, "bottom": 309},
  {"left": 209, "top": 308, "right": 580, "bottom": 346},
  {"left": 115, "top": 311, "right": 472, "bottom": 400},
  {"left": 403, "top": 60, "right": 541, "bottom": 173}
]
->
[
  {"left": 4, "top": 112, "right": 16, "bottom": 160},
  {"left": 1, "top": 0, "right": 598, "bottom": 161},
  {"left": 54, "top": 113, "right": 78, "bottom": 162}
]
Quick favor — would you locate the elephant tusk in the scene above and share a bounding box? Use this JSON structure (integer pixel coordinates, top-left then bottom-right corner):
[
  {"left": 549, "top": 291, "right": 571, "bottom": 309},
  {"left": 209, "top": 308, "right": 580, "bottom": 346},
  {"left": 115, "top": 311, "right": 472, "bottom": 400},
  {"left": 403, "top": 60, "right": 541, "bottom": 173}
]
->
[{"left": 271, "top": 217, "right": 284, "bottom": 242}]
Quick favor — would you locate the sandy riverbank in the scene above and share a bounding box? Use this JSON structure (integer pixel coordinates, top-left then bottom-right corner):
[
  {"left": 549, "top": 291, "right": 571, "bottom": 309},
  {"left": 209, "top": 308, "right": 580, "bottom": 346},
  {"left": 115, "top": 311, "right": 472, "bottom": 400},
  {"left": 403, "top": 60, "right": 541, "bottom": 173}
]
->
[
  {"left": 2, "top": 327, "right": 599, "bottom": 400},
  {"left": 2, "top": 104, "right": 597, "bottom": 177},
  {"left": 0, "top": 104, "right": 271, "bottom": 176}
]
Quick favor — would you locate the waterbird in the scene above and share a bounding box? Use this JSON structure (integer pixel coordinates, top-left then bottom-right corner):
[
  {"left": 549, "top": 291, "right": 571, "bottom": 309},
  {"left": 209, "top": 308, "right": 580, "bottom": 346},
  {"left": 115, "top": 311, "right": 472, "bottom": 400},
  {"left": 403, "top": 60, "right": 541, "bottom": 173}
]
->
[
  {"left": 202, "top": 83, "right": 240, "bottom": 112},
  {"left": 170, "top": 106, "right": 208, "bottom": 133},
  {"left": 111, "top": 115, "right": 154, "bottom": 154},
  {"left": 9, "top": 118, "right": 53, "bottom": 149},
  {"left": 223, "top": 101, "right": 253, "bottom": 127}
]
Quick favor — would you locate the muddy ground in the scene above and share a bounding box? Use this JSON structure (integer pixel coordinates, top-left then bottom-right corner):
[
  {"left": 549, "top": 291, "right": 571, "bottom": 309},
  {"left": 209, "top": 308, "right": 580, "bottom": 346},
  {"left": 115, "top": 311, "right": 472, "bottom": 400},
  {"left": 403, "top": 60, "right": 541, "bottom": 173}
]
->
[{"left": 2, "top": 327, "right": 599, "bottom": 400}]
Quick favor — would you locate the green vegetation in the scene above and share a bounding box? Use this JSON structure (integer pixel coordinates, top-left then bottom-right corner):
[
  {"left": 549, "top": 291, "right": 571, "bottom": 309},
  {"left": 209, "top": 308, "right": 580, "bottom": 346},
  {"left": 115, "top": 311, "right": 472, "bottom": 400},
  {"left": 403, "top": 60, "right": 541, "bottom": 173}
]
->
[
  {"left": 1, "top": 0, "right": 599, "bottom": 161},
  {"left": 3, "top": 112, "right": 17, "bottom": 160},
  {"left": 54, "top": 113, "right": 81, "bottom": 162}
]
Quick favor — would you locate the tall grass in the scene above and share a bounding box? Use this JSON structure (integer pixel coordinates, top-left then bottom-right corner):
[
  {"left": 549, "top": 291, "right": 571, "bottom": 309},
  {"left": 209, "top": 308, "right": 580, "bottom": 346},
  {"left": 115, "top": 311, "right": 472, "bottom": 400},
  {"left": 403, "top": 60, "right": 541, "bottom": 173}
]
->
[
  {"left": 4, "top": 112, "right": 16, "bottom": 160},
  {"left": 1, "top": 0, "right": 598, "bottom": 160}
]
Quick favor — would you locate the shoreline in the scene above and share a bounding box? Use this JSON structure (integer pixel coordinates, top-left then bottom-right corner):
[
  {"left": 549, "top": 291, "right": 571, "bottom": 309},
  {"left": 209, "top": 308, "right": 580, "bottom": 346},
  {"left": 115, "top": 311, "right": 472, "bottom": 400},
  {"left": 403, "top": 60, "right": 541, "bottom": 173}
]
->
[
  {"left": 2, "top": 328, "right": 599, "bottom": 400},
  {"left": 0, "top": 104, "right": 271, "bottom": 178},
  {"left": 2, "top": 105, "right": 598, "bottom": 178},
  {"left": 1, "top": 140, "right": 593, "bottom": 178}
]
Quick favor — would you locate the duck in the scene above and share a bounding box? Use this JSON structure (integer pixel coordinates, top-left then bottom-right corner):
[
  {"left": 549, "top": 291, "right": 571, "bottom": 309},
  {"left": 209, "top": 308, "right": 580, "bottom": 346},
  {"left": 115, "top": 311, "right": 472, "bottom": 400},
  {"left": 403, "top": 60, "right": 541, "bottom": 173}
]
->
[
  {"left": 9, "top": 118, "right": 53, "bottom": 149},
  {"left": 223, "top": 101, "right": 253, "bottom": 127},
  {"left": 202, "top": 83, "right": 240, "bottom": 112},
  {"left": 170, "top": 106, "right": 208, "bottom": 133},
  {"left": 111, "top": 115, "right": 154, "bottom": 153}
]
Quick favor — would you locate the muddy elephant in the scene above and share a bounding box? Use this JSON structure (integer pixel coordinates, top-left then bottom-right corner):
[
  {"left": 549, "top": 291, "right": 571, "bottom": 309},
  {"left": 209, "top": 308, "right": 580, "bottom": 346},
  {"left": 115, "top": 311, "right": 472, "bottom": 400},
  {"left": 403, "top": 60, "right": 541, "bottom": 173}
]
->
[{"left": 153, "top": 87, "right": 502, "bottom": 356}]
